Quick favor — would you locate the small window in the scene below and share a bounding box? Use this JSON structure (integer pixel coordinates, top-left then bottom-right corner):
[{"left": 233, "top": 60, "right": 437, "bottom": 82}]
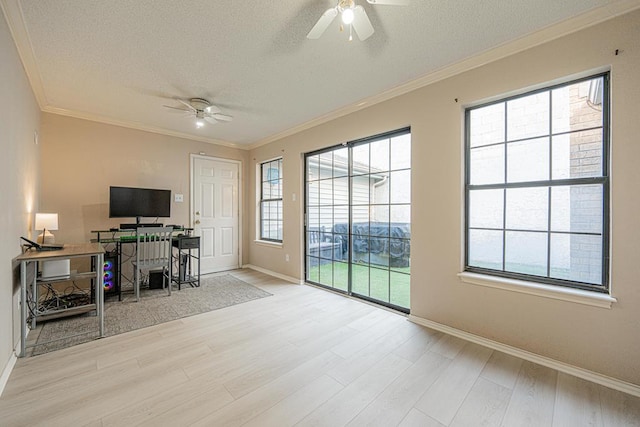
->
[
  {"left": 465, "top": 73, "right": 609, "bottom": 292},
  {"left": 259, "top": 158, "right": 283, "bottom": 242}
]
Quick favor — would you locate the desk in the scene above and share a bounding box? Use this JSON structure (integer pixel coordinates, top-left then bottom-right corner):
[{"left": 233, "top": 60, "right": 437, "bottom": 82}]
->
[
  {"left": 91, "top": 228, "right": 197, "bottom": 299},
  {"left": 15, "top": 243, "right": 105, "bottom": 357},
  {"left": 92, "top": 227, "right": 193, "bottom": 243}
]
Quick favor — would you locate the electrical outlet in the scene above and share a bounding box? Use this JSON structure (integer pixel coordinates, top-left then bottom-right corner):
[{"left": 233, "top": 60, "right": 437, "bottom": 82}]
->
[
  {"left": 174, "top": 194, "right": 184, "bottom": 202},
  {"left": 285, "top": 254, "right": 290, "bottom": 262}
]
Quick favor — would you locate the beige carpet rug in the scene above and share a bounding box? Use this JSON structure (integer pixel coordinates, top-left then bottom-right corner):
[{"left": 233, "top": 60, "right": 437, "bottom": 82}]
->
[{"left": 32, "top": 274, "right": 272, "bottom": 356}]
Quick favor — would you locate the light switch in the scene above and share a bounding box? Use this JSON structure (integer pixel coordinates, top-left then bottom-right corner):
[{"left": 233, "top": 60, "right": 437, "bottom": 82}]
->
[{"left": 174, "top": 194, "right": 184, "bottom": 202}]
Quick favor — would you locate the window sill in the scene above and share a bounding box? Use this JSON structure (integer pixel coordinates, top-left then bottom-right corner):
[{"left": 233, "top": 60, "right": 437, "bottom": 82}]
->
[
  {"left": 457, "top": 272, "right": 616, "bottom": 309},
  {"left": 254, "top": 240, "right": 283, "bottom": 248}
]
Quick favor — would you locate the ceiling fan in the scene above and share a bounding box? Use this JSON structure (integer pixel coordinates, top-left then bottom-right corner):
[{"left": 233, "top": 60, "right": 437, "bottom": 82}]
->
[
  {"left": 163, "top": 98, "right": 233, "bottom": 128},
  {"left": 307, "top": 0, "right": 407, "bottom": 41}
]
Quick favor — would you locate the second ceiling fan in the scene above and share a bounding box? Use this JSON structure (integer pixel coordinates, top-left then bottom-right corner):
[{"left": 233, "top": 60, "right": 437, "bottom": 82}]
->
[{"left": 307, "top": 0, "right": 407, "bottom": 41}]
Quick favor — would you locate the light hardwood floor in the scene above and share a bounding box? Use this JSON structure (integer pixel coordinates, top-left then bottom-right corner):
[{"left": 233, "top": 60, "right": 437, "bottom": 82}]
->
[{"left": 1, "top": 269, "right": 639, "bottom": 426}]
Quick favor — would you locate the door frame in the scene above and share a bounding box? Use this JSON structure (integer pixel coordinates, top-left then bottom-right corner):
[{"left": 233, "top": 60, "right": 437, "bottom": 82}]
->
[{"left": 190, "top": 154, "right": 243, "bottom": 270}]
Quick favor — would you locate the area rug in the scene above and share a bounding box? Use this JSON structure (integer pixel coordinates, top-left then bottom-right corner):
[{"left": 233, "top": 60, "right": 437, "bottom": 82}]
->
[{"left": 32, "top": 274, "right": 272, "bottom": 355}]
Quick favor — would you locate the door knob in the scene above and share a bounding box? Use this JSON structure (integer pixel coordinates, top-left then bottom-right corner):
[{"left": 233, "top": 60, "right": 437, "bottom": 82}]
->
[{"left": 194, "top": 220, "right": 201, "bottom": 225}]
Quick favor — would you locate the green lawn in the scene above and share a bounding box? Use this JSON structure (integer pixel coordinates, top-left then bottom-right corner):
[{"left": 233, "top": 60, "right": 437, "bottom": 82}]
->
[{"left": 308, "top": 261, "right": 410, "bottom": 309}]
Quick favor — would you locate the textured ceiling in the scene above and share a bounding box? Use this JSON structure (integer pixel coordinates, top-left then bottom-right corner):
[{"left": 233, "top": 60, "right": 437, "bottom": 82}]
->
[{"left": 2, "top": 0, "right": 636, "bottom": 148}]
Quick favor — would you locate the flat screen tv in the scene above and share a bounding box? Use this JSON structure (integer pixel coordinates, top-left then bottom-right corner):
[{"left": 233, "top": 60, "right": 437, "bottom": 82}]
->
[{"left": 109, "top": 186, "right": 171, "bottom": 221}]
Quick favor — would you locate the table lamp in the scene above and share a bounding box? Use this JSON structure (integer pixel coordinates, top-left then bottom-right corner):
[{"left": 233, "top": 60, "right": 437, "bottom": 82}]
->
[{"left": 35, "top": 213, "right": 58, "bottom": 244}]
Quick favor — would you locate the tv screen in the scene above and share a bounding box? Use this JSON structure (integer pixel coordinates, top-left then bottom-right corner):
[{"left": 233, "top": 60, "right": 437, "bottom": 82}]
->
[{"left": 109, "top": 186, "right": 171, "bottom": 218}]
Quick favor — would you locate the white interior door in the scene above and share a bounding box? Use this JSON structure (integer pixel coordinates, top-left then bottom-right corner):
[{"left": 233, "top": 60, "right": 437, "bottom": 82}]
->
[{"left": 192, "top": 156, "right": 240, "bottom": 273}]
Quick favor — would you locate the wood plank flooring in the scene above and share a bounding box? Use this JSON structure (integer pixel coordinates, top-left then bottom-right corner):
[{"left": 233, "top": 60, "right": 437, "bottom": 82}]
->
[{"left": 1, "top": 269, "right": 639, "bottom": 426}]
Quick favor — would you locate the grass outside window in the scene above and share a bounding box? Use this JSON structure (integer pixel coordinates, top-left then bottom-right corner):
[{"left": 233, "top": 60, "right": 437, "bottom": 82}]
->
[{"left": 308, "top": 261, "right": 410, "bottom": 309}]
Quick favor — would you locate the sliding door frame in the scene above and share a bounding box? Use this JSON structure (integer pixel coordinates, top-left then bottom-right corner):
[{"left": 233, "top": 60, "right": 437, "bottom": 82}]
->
[{"left": 304, "top": 127, "right": 411, "bottom": 313}]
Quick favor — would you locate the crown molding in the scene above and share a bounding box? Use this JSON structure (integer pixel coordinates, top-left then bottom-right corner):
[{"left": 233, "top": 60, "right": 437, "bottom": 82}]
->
[
  {"left": 0, "top": 0, "right": 47, "bottom": 108},
  {"left": 1, "top": 0, "right": 246, "bottom": 150},
  {"left": 3, "top": 0, "right": 639, "bottom": 151},
  {"left": 247, "top": 0, "right": 640, "bottom": 151},
  {"left": 42, "top": 106, "right": 243, "bottom": 149}
]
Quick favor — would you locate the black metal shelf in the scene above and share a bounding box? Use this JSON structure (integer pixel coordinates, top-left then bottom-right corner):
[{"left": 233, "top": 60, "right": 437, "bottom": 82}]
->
[{"left": 171, "top": 236, "right": 200, "bottom": 289}]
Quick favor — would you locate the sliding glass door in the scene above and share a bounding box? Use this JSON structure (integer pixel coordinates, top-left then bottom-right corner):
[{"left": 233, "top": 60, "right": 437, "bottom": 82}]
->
[
  {"left": 305, "top": 128, "right": 411, "bottom": 312},
  {"left": 306, "top": 147, "right": 350, "bottom": 292}
]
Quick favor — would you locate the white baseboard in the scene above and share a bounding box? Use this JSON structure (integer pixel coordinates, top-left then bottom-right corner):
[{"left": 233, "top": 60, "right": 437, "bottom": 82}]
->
[
  {"left": 0, "top": 352, "right": 17, "bottom": 397},
  {"left": 408, "top": 314, "right": 640, "bottom": 398},
  {"left": 242, "top": 264, "right": 303, "bottom": 285}
]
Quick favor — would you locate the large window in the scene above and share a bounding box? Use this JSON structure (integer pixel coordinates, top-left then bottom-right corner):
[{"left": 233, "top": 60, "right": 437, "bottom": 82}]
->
[
  {"left": 259, "top": 158, "right": 283, "bottom": 242},
  {"left": 465, "top": 73, "right": 609, "bottom": 292}
]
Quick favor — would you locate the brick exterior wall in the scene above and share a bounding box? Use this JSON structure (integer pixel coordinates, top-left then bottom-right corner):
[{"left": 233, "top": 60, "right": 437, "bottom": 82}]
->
[{"left": 568, "top": 80, "right": 603, "bottom": 284}]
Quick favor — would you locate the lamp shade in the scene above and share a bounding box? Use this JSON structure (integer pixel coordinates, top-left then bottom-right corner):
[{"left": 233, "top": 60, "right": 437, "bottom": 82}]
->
[{"left": 35, "top": 213, "right": 58, "bottom": 231}]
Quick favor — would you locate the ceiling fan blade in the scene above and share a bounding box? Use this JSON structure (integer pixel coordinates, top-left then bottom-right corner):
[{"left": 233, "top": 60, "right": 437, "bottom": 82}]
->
[
  {"left": 366, "top": 0, "right": 409, "bottom": 5},
  {"left": 204, "top": 104, "right": 221, "bottom": 114},
  {"left": 307, "top": 8, "right": 338, "bottom": 39},
  {"left": 177, "top": 99, "right": 196, "bottom": 111},
  {"left": 163, "top": 105, "right": 191, "bottom": 113},
  {"left": 204, "top": 116, "right": 218, "bottom": 125},
  {"left": 210, "top": 113, "right": 233, "bottom": 122},
  {"left": 352, "top": 6, "right": 374, "bottom": 40}
]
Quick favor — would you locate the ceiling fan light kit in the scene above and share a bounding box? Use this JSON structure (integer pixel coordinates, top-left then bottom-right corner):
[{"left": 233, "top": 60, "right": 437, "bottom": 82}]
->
[
  {"left": 307, "top": 0, "right": 407, "bottom": 41},
  {"left": 342, "top": 7, "right": 355, "bottom": 24}
]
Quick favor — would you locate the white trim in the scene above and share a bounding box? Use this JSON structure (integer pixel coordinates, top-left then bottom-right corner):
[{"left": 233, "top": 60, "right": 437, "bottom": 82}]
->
[
  {"left": 243, "top": 264, "right": 302, "bottom": 285},
  {"left": 3, "top": 0, "right": 639, "bottom": 149},
  {"left": 190, "top": 154, "right": 243, "bottom": 272},
  {"left": 0, "top": 0, "right": 242, "bottom": 150},
  {"left": 0, "top": 352, "right": 17, "bottom": 397},
  {"left": 0, "top": 0, "right": 47, "bottom": 108},
  {"left": 458, "top": 272, "right": 616, "bottom": 309},
  {"left": 253, "top": 240, "right": 283, "bottom": 248},
  {"left": 408, "top": 314, "right": 640, "bottom": 398}
]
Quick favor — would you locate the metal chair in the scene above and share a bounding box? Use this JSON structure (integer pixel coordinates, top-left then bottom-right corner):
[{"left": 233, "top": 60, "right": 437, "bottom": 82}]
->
[{"left": 132, "top": 227, "right": 172, "bottom": 301}]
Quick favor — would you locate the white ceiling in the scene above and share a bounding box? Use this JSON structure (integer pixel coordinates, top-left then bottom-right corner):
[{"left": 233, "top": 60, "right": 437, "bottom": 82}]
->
[{"left": 2, "top": 0, "right": 638, "bottom": 148}]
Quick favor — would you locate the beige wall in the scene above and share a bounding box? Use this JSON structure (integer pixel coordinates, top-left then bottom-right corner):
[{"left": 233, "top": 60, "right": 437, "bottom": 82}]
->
[
  {"left": 0, "top": 9, "right": 41, "bottom": 373},
  {"left": 249, "top": 11, "right": 640, "bottom": 384},
  {"left": 5, "top": 3, "right": 638, "bottom": 388},
  {"left": 39, "top": 113, "right": 250, "bottom": 264}
]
